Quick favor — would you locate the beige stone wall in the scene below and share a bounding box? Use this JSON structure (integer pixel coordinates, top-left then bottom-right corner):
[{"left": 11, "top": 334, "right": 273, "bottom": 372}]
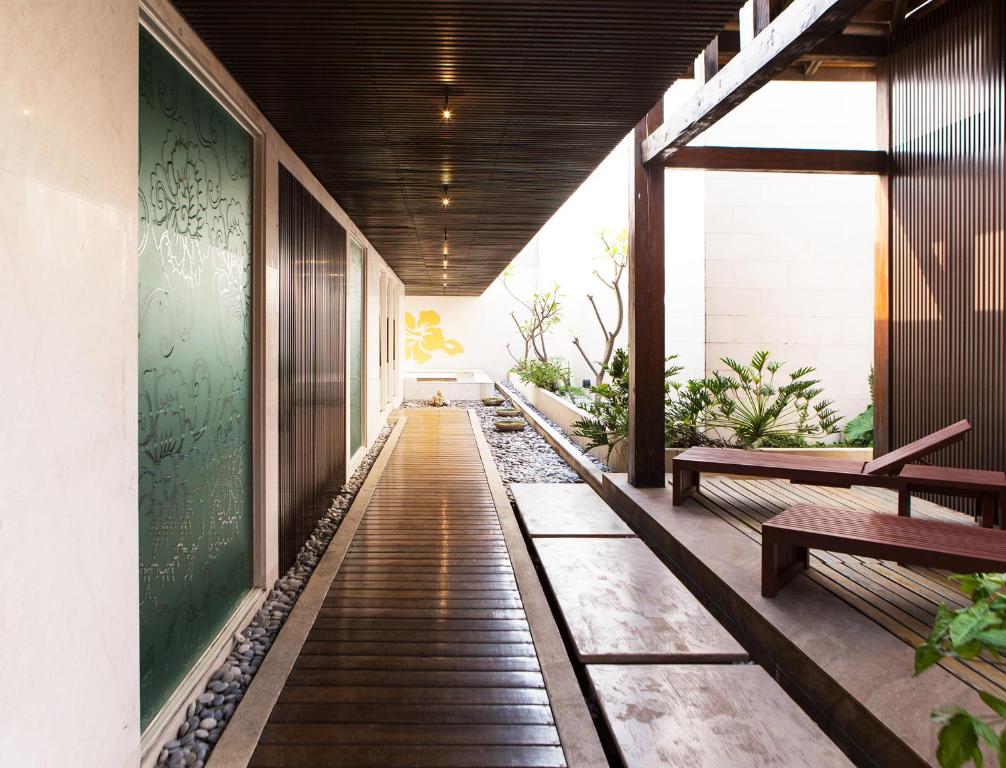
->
[
  {"left": 0, "top": 2, "right": 405, "bottom": 765},
  {"left": 0, "top": 1, "right": 141, "bottom": 765}
]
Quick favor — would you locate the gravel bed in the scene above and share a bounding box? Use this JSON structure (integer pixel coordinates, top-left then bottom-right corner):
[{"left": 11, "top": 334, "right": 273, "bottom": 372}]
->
[
  {"left": 400, "top": 392, "right": 604, "bottom": 500},
  {"left": 497, "top": 381, "right": 610, "bottom": 475},
  {"left": 154, "top": 424, "right": 393, "bottom": 768}
]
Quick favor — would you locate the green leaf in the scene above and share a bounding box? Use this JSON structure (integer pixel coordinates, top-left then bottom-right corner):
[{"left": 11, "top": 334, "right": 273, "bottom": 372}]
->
[
  {"left": 937, "top": 713, "right": 979, "bottom": 768},
  {"left": 975, "top": 718, "right": 1000, "bottom": 751},
  {"left": 951, "top": 603, "right": 996, "bottom": 648},
  {"left": 980, "top": 691, "right": 1006, "bottom": 719},
  {"left": 975, "top": 630, "right": 1006, "bottom": 652},
  {"left": 998, "top": 728, "right": 1006, "bottom": 768},
  {"left": 916, "top": 643, "right": 944, "bottom": 676}
]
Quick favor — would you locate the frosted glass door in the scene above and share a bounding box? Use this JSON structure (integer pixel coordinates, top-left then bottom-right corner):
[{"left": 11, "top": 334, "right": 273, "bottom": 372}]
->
[
  {"left": 348, "top": 238, "right": 364, "bottom": 455},
  {"left": 137, "top": 27, "right": 253, "bottom": 728}
]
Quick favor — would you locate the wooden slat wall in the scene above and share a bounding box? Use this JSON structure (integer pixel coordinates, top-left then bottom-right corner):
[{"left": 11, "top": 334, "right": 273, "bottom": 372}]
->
[
  {"left": 887, "top": 0, "right": 1005, "bottom": 496},
  {"left": 279, "top": 166, "right": 348, "bottom": 572}
]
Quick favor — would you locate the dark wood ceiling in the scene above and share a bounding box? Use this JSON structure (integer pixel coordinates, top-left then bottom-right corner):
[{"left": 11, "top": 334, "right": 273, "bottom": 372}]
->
[{"left": 173, "top": 1, "right": 746, "bottom": 294}]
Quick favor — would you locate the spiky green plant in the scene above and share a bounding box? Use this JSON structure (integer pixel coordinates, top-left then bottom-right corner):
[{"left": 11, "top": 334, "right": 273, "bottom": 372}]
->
[{"left": 703, "top": 351, "right": 841, "bottom": 448}]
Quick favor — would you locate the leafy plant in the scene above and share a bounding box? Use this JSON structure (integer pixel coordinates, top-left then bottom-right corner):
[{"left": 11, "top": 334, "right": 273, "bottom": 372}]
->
[
  {"left": 844, "top": 368, "right": 875, "bottom": 447},
  {"left": 571, "top": 229, "right": 627, "bottom": 384},
  {"left": 572, "top": 348, "right": 696, "bottom": 457},
  {"left": 511, "top": 358, "right": 572, "bottom": 394},
  {"left": 844, "top": 405, "right": 874, "bottom": 447},
  {"left": 703, "top": 351, "right": 841, "bottom": 449},
  {"left": 666, "top": 378, "right": 717, "bottom": 449},
  {"left": 915, "top": 573, "right": 1006, "bottom": 767}
]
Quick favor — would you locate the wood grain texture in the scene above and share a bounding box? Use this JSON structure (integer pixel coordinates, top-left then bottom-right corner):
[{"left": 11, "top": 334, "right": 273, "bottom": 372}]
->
[
  {"left": 533, "top": 537, "right": 747, "bottom": 662},
  {"left": 511, "top": 483, "right": 635, "bottom": 538},
  {"left": 587, "top": 665, "right": 853, "bottom": 767},
  {"left": 278, "top": 167, "right": 348, "bottom": 572},
  {"left": 762, "top": 503, "right": 1006, "bottom": 595},
  {"left": 665, "top": 146, "right": 889, "bottom": 174},
  {"left": 242, "top": 410, "right": 607, "bottom": 767},
  {"left": 888, "top": 0, "right": 1006, "bottom": 513},
  {"left": 628, "top": 101, "right": 666, "bottom": 487},
  {"left": 642, "top": 0, "right": 875, "bottom": 164},
  {"left": 171, "top": 0, "right": 747, "bottom": 294}
]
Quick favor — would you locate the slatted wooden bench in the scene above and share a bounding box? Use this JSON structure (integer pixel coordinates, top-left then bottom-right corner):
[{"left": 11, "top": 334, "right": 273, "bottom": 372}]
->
[
  {"left": 762, "top": 504, "right": 1006, "bottom": 597},
  {"left": 898, "top": 464, "right": 1006, "bottom": 528},
  {"left": 672, "top": 419, "right": 971, "bottom": 505}
]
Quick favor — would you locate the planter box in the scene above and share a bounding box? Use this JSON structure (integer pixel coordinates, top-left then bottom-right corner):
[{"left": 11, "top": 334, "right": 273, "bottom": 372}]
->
[
  {"left": 506, "top": 374, "right": 873, "bottom": 473},
  {"left": 507, "top": 374, "right": 614, "bottom": 467}
]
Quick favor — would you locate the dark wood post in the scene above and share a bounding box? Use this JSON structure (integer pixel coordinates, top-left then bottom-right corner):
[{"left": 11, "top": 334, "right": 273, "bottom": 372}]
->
[
  {"left": 874, "top": 59, "right": 892, "bottom": 456},
  {"left": 627, "top": 100, "right": 666, "bottom": 487}
]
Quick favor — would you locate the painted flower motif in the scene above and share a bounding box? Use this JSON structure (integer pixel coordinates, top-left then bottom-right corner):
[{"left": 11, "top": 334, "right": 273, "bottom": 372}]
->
[{"left": 404, "top": 310, "right": 463, "bottom": 364}]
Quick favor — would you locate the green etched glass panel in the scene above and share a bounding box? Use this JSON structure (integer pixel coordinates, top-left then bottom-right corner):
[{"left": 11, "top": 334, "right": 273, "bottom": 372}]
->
[
  {"left": 137, "top": 28, "right": 253, "bottom": 729},
  {"left": 349, "top": 238, "right": 364, "bottom": 455}
]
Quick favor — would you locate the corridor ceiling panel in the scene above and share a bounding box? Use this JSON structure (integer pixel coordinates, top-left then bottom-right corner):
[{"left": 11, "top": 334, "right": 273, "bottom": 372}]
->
[{"left": 174, "top": 0, "right": 746, "bottom": 294}]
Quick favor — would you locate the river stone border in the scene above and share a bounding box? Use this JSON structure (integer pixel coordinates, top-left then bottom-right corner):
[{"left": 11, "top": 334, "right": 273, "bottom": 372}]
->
[{"left": 154, "top": 424, "right": 394, "bottom": 768}]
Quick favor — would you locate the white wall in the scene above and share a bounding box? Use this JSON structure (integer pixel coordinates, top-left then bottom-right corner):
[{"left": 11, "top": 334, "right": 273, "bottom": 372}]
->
[
  {"left": 695, "top": 80, "right": 877, "bottom": 425},
  {"left": 406, "top": 80, "right": 877, "bottom": 430},
  {"left": 366, "top": 250, "right": 405, "bottom": 448},
  {"left": 0, "top": 1, "right": 141, "bottom": 766},
  {"left": 0, "top": 1, "right": 408, "bottom": 764},
  {"left": 404, "top": 136, "right": 633, "bottom": 386}
]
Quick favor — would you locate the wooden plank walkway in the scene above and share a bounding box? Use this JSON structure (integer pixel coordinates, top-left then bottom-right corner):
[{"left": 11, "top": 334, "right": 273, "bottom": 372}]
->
[{"left": 243, "top": 410, "right": 595, "bottom": 768}]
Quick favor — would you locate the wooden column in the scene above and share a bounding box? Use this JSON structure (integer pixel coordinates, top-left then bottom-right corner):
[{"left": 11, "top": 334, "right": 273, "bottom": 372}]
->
[
  {"left": 873, "top": 59, "right": 892, "bottom": 456},
  {"left": 628, "top": 101, "right": 666, "bottom": 487}
]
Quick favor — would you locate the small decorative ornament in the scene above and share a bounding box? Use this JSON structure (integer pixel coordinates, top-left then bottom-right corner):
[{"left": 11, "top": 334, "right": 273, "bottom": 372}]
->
[
  {"left": 482, "top": 396, "right": 504, "bottom": 406},
  {"left": 430, "top": 390, "right": 450, "bottom": 407},
  {"left": 496, "top": 407, "right": 521, "bottom": 418}
]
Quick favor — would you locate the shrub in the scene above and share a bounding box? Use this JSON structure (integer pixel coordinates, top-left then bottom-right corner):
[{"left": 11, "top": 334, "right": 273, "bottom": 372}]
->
[
  {"left": 511, "top": 358, "right": 572, "bottom": 394},
  {"left": 843, "top": 369, "right": 875, "bottom": 447},
  {"left": 703, "top": 351, "right": 841, "bottom": 448},
  {"left": 572, "top": 348, "right": 696, "bottom": 456},
  {"left": 572, "top": 348, "right": 842, "bottom": 454},
  {"left": 915, "top": 573, "right": 1006, "bottom": 767},
  {"left": 843, "top": 404, "right": 874, "bottom": 447}
]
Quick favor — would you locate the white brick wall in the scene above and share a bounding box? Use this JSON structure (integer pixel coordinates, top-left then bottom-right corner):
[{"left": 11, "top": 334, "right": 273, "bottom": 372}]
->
[{"left": 702, "top": 171, "right": 876, "bottom": 430}]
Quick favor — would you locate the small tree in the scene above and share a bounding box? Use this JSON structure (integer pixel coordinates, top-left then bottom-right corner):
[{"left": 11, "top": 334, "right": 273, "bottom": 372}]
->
[
  {"left": 572, "top": 229, "right": 627, "bottom": 385},
  {"left": 503, "top": 267, "right": 562, "bottom": 363}
]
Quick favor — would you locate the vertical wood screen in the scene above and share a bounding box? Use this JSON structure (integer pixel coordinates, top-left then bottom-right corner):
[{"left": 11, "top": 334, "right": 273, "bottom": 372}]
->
[
  {"left": 887, "top": 0, "right": 1004, "bottom": 498},
  {"left": 278, "top": 166, "right": 347, "bottom": 572}
]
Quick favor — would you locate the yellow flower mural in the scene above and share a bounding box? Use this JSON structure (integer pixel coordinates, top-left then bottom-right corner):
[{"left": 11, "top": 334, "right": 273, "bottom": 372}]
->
[{"left": 404, "top": 309, "right": 464, "bottom": 364}]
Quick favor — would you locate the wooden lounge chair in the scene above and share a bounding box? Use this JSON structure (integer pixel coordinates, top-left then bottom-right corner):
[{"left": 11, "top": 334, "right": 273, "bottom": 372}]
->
[
  {"left": 671, "top": 419, "right": 971, "bottom": 505},
  {"left": 762, "top": 504, "right": 1006, "bottom": 597}
]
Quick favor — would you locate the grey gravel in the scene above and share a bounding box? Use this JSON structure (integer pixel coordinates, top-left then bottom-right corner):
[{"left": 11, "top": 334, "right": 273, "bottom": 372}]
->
[
  {"left": 154, "top": 424, "right": 394, "bottom": 767},
  {"left": 401, "top": 384, "right": 606, "bottom": 501}
]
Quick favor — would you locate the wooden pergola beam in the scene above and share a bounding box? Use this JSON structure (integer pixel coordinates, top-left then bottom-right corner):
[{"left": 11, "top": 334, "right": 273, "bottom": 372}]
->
[
  {"left": 641, "top": 0, "right": 875, "bottom": 166},
  {"left": 665, "top": 146, "right": 889, "bottom": 174},
  {"left": 627, "top": 102, "right": 666, "bottom": 488},
  {"left": 717, "top": 30, "right": 888, "bottom": 61}
]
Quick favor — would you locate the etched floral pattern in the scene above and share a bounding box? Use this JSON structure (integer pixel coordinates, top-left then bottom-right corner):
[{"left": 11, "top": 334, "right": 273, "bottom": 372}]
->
[{"left": 137, "top": 28, "right": 253, "bottom": 729}]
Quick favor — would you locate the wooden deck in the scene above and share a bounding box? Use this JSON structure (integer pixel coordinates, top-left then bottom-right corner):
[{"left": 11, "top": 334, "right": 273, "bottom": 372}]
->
[
  {"left": 237, "top": 410, "right": 602, "bottom": 768},
  {"left": 602, "top": 472, "right": 1006, "bottom": 766},
  {"left": 692, "top": 476, "right": 1006, "bottom": 700}
]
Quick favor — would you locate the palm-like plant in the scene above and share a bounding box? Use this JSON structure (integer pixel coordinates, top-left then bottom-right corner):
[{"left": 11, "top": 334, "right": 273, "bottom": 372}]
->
[
  {"left": 572, "top": 349, "right": 687, "bottom": 456},
  {"left": 703, "top": 351, "right": 841, "bottom": 448}
]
